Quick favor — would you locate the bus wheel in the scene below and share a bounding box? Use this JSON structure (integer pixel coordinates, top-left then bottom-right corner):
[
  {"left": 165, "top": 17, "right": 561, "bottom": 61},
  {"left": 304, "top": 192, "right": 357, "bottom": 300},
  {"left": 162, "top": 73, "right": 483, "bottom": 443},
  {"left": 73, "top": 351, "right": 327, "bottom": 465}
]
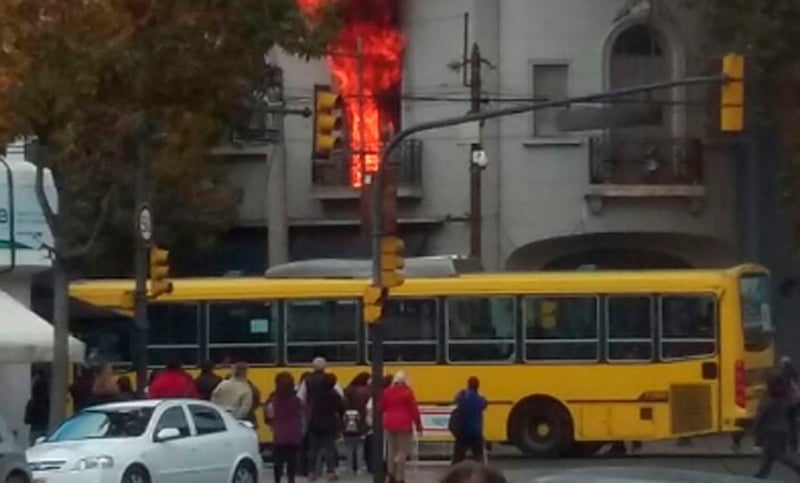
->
[
  {"left": 510, "top": 398, "right": 573, "bottom": 458},
  {"left": 565, "top": 442, "right": 603, "bottom": 458}
]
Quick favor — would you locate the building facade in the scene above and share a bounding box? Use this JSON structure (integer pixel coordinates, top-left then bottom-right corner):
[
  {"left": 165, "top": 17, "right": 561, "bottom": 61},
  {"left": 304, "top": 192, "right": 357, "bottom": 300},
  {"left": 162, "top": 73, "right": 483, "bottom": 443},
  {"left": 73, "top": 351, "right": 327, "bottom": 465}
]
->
[{"left": 218, "top": 0, "right": 741, "bottom": 274}]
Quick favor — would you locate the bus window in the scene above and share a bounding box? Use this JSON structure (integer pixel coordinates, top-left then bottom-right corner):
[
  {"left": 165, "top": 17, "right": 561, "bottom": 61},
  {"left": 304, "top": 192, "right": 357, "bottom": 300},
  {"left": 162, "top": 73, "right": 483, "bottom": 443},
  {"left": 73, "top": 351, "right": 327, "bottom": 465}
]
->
[
  {"left": 208, "top": 302, "right": 276, "bottom": 365},
  {"left": 740, "top": 274, "right": 774, "bottom": 352},
  {"left": 607, "top": 297, "right": 653, "bottom": 361},
  {"left": 523, "top": 296, "right": 598, "bottom": 361},
  {"left": 660, "top": 295, "right": 716, "bottom": 360},
  {"left": 285, "top": 300, "right": 358, "bottom": 363},
  {"left": 446, "top": 297, "right": 515, "bottom": 363},
  {"left": 368, "top": 299, "right": 437, "bottom": 363},
  {"left": 147, "top": 303, "right": 200, "bottom": 366}
]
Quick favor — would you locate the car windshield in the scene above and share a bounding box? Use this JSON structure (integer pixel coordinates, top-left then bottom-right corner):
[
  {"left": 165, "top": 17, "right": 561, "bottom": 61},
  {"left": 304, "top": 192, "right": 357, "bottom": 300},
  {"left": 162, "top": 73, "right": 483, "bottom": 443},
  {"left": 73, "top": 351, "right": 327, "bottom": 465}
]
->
[{"left": 47, "top": 407, "right": 153, "bottom": 442}]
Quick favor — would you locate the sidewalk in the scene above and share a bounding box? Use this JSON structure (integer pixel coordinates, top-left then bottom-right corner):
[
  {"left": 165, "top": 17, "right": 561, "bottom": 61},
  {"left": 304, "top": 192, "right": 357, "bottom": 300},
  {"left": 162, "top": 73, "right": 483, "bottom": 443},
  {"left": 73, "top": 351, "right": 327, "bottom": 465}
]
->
[{"left": 414, "top": 434, "right": 760, "bottom": 460}]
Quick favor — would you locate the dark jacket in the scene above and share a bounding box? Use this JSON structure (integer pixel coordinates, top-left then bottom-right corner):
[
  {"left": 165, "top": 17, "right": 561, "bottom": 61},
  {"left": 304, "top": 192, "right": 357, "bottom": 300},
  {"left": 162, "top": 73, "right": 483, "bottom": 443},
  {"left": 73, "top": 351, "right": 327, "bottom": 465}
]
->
[
  {"left": 304, "top": 370, "right": 328, "bottom": 405},
  {"left": 69, "top": 374, "right": 94, "bottom": 412},
  {"left": 754, "top": 393, "right": 792, "bottom": 448},
  {"left": 195, "top": 372, "right": 222, "bottom": 401},
  {"left": 247, "top": 381, "right": 261, "bottom": 428},
  {"left": 25, "top": 379, "right": 50, "bottom": 431},
  {"left": 308, "top": 388, "right": 344, "bottom": 435},
  {"left": 454, "top": 389, "right": 487, "bottom": 438},
  {"left": 269, "top": 392, "right": 304, "bottom": 446}
]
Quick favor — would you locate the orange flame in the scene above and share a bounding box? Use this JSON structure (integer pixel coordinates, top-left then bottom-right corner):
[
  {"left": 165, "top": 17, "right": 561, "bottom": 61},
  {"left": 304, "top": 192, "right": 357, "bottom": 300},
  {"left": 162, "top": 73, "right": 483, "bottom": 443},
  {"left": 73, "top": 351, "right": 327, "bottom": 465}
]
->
[{"left": 297, "top": 0, "right": 404, "bottom": 188}]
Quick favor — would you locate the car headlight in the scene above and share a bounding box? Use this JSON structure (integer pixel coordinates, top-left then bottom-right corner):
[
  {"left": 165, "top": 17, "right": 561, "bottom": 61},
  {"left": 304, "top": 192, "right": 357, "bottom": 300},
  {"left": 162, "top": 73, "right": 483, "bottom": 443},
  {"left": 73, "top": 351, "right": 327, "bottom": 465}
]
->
[{"left": 72, "top": 455, "right": 114, "bottom": 471}]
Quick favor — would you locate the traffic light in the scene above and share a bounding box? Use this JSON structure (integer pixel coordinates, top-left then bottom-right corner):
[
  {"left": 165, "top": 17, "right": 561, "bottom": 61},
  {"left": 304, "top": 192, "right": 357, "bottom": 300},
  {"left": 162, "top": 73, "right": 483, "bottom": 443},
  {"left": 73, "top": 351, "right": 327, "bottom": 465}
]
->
[
  {"left": 362, "top": 285, "right": 383, "bottom": 324},
  {"left": 379, "top": 236, "right": 405, "bottom": 288},
  {"left": 149, "top": 246, "right": 173, "bottom": 298},
  {"left": 721, "top": 53, "right": 745, "bottom": 133},
  {"left": 312, "top": 85, "right": 344, "bottom": 159}
]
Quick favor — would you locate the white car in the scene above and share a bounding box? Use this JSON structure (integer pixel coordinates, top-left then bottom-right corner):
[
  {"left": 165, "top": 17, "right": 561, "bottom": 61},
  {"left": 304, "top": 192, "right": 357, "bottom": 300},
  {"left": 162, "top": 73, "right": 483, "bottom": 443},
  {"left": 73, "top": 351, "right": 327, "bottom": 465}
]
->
[{"left": 27, "top": 400, "right": 259, "bottom": 483}]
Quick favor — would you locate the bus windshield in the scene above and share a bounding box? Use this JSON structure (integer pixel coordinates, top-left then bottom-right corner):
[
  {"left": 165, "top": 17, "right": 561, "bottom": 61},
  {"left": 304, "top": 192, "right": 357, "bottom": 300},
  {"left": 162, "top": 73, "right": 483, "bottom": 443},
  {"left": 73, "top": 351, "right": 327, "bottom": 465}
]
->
[{"left": 740, "top": 274, "right": 774, "bottom": 351}]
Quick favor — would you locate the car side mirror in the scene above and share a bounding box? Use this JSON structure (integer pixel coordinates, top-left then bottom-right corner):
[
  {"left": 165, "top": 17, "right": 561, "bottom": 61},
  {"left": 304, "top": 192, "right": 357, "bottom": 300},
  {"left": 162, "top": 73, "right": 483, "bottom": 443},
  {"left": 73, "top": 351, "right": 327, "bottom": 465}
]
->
[
  {"left": 155, "top": 427, "right": 181, "bottom": 442},
  {"left": 34, "top": 436, "right": 45, "bottom": 446},
  {"left": 238, "top": 420, "right": 255, "bottom": 430}
]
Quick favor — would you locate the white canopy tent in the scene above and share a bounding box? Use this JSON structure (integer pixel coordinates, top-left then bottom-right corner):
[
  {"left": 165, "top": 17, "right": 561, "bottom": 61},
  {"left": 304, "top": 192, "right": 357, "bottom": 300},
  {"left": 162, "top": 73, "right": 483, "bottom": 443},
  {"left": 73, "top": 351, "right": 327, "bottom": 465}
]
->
[{"left": 0, "top": 290, "right": 84, "bottom": 363}]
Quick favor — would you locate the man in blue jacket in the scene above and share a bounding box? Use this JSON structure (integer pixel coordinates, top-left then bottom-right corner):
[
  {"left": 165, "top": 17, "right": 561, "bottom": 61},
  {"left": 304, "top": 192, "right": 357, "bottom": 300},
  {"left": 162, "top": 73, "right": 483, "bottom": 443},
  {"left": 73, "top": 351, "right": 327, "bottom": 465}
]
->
[{"left": 452, "top": 376, "right": 488, "bottom": 464}]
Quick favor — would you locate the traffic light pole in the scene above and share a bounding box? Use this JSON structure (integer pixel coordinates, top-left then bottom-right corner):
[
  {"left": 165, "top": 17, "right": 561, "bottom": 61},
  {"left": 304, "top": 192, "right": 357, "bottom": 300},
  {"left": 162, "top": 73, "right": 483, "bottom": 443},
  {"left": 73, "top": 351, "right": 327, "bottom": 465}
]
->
[
  {"left": 366, "top": 73, "right": 728, "bottom": 482},
  {"left": 133, "top": 128, "right": 151, "bottom": 397}
]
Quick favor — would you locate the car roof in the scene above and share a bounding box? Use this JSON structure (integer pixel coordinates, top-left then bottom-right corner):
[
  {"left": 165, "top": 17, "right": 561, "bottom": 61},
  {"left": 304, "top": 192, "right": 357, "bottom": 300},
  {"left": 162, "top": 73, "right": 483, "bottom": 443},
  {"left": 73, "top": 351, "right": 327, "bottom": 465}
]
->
[
  {"left": 530, "top": 467, "right": 762, "bottom": 483},
  {"left": 88, "top": 399, "right": 218, "bottom": 411}
]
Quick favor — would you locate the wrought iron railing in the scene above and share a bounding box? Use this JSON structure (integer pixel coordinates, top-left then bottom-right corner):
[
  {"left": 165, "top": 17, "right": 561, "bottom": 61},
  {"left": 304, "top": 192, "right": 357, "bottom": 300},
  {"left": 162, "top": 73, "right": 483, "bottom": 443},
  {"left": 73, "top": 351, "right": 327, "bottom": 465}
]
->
[
  {"left": 589, "top": 136, "right": 703, "bottom": 185},
  {"left": 312, "top": 139, "right": 423, "bottom": 189}
]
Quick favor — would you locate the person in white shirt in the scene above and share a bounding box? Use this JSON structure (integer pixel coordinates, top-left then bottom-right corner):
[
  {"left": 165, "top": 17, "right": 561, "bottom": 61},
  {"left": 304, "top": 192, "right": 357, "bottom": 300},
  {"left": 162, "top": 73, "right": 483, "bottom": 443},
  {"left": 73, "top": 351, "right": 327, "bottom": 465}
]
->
[{"left": 211, "top": 362, "right": 253, "bottom": 420}]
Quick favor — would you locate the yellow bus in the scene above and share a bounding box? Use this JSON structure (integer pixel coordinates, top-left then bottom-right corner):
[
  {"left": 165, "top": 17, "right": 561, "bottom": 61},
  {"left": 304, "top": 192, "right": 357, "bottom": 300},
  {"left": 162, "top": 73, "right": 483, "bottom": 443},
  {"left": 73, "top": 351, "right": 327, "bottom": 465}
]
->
[{"left": 69, "top": 262, "right": 774, "bottom": 457}]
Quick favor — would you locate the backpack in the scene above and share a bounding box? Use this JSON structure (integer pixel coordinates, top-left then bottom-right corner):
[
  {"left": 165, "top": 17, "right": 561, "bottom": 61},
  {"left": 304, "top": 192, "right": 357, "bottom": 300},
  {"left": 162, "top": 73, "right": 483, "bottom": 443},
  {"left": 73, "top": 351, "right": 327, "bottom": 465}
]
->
[
  {"left": 448, "top": 391, "right": 465, "bottom": 438},
  {"left": 343, "top": 409, "right": 362, "bottom": 436}
]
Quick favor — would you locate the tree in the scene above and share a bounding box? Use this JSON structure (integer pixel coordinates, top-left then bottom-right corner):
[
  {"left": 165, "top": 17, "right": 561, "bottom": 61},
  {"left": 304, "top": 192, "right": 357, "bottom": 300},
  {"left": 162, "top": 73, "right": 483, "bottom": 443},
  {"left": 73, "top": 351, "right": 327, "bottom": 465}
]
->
[
  {"left": 0, "top": 0, "right": 339, "bottom": 425},
  {"left": 698, "top": 0, "right": 800, "bottom": 237}
]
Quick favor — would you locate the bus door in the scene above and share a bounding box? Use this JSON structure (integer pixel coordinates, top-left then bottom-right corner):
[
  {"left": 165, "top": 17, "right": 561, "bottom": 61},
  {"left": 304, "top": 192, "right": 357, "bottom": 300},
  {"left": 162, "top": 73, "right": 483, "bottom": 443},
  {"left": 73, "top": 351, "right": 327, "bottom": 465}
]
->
[{"left": 659, "top": 294, "right": 720, "bottom": 438}]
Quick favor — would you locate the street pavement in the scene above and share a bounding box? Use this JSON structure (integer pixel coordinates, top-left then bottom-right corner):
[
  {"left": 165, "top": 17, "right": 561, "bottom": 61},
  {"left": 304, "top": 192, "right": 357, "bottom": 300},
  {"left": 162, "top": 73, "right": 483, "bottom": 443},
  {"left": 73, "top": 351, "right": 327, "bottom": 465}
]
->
[
  {"left": 261, "top": 435, "right": 800, "bottom": 482},
  {"left": 262, "top": 457, "right": 798, "bottom": 483}
]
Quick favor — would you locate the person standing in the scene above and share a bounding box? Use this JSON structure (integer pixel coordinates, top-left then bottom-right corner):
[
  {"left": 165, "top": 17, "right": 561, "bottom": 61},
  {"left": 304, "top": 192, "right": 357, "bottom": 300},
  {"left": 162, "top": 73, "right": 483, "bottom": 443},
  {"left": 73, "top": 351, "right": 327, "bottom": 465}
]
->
[
  {"left": 148, "top": 359, "right": 198, "bottom": 399},
  {"left": 381, "top": 372, "right": 422, "bottom": 483},
  {"left": 116, "top": 376, "right": 137, "bottom": 401},
  {"left": 89, "top": 364, "right": 120, "bottom": 406},
  {"left": 343, "top": 372, "right": 370, "bottom": 474},
  {"left": 211, "top": 362, "right": 253, "bottom": 420},
  {"left": 307, "top": 373, "right": 344, "bottom": 481},
  {"left": 266, "top": 372, "right": 303, "bottom": 483},
  {"left": 195, "top": 361, "right": 222, "bottom": 401},
  {"left": 780, "top": 356, "right": 800, "bottom": 451},
  {"left": 451, "top": 376, "right": 488, "bottom": 464},
  {"left": 25, "top": 371, "right": 50, "bottom": 445},
  {"left": 69, "top": 365, "right": 95, "bottom": 413},
  {"left": 753, "top": 372, "right": 800, "bottom": 479}
]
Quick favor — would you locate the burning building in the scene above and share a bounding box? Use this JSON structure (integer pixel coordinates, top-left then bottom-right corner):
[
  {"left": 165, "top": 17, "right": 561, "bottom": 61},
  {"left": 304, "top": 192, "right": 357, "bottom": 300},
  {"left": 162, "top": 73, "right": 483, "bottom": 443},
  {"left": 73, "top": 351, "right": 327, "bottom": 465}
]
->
[{"left": 297, "top": 0, "right": 404, "bottom": 188}]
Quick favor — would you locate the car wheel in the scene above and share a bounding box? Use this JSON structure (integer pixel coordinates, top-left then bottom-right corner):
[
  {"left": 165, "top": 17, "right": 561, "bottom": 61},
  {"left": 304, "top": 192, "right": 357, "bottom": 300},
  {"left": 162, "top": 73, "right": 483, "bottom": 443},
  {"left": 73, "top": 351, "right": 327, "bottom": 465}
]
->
[
  {"left": 121, "top": 465, "right": 150, "bottom": 483},
  {"left": 232, "top": 460, "right": 257, "bottom": 483},
  {"left": 5, "top": 472, "right": 29, "bottom": 483}
]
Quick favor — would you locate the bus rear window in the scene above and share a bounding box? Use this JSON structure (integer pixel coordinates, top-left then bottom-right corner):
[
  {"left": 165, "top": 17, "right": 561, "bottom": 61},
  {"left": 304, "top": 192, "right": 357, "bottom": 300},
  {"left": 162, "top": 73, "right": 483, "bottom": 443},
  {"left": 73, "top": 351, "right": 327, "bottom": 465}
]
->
[{"left": 740, "top": 274, "right": 774, "bottom": 351}]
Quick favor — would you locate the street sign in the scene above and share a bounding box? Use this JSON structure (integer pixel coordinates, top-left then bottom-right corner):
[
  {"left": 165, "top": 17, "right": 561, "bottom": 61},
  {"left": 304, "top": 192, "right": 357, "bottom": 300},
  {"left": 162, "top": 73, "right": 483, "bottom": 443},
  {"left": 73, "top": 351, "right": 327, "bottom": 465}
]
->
[{"left": 137, "top": 205, "right": 152, "bottom": 243}]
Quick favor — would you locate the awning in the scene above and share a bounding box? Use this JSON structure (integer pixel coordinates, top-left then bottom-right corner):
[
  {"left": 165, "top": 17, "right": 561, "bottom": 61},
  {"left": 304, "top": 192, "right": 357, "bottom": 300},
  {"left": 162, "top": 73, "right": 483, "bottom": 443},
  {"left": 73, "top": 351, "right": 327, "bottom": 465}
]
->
[{"left": 0, "top": 290, "right": 84, "bottom": 363}]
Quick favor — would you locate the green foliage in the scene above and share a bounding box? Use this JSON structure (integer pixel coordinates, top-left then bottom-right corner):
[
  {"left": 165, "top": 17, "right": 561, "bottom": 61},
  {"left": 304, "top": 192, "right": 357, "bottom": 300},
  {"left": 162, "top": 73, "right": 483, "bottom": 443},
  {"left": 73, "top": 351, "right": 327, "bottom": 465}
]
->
[
  {"left": 700, "top": 0, "right": 800, "bottom": 237},
  {"left": 0, "top": 0, "right": 340, "bottom": 272}
]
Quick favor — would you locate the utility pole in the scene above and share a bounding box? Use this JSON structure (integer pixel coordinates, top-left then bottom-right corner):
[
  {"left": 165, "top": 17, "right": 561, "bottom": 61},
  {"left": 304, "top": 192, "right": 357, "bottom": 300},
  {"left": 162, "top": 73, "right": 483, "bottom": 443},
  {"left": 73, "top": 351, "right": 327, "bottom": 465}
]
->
[
  {"left": 468, "top": 42, "right": 483, "bottom": 260},
  {"left": 267, "top": 64, "right": 289, "bottom": 267},
  {"left": 133, "top": 123, "right": 151, "bottom": 396}
]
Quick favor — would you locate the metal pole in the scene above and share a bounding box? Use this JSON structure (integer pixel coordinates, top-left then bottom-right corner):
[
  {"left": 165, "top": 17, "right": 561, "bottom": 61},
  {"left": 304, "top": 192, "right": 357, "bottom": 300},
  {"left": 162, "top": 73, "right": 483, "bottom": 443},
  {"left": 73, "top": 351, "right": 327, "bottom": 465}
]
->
[
  {"left": 267, "top": 70, "right": 289, "bottom": 267},
  {"left": 469, "top": 43, "right": 483, "bottom": 260},
  {"left": 371, "top": 74, "right": 729, "bottom": 282},
  {"left": 133, "top": 127, "right": 150, "bottom": 396},
  {"left": 357, "top": 38, "right": 367, "bottom": 186}
]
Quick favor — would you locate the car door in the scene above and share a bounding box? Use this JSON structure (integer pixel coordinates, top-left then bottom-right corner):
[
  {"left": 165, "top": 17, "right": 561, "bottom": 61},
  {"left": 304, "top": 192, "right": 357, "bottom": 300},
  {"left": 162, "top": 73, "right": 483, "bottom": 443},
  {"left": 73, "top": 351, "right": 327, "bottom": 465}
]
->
[
  {"left": 143, "top": 404, "right": 196, "bottom": 483},
  {"left": 187, "top": 404, "right": 232, "bottom": 483}
]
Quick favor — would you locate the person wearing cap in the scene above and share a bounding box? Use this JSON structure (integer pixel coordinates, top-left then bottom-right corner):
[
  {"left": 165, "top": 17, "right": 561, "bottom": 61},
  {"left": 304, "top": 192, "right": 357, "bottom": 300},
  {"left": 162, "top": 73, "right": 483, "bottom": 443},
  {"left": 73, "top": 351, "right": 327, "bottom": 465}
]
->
[
  {"left": 381, "top": 371, "right": 422, "bottom": 483},
  {"left": 211, "top": 361, "right": 253, "bottom": 420}
]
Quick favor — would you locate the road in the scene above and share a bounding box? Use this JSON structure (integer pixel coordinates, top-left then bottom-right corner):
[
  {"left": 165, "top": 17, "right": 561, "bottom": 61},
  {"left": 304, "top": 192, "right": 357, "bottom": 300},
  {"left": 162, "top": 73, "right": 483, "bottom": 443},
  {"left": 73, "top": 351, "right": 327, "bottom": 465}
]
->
[{"left": 261, "top": 456, "right": 798, "bottom": 482}]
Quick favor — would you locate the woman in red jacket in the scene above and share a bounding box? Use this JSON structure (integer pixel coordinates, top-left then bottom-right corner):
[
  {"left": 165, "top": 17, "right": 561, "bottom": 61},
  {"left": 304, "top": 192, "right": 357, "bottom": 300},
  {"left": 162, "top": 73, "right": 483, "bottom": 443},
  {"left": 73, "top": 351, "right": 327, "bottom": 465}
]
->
[{"left": 380, "top": 371, "right": 422, "bottom": 483}]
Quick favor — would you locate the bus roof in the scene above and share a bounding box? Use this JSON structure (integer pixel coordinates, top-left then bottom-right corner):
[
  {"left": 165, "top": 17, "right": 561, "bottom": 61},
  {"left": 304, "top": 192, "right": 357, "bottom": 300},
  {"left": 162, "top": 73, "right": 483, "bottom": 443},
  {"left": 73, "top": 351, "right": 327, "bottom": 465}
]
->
[{"left": 69, "top": 264, "right": 767, "bottom": 309}]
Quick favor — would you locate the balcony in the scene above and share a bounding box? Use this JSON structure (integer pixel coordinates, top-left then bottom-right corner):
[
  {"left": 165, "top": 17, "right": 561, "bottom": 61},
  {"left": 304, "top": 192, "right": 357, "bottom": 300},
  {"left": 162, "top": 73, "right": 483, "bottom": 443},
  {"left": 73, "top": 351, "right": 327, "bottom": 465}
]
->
[
  {"left": 311, "top": 139, "right": 424, "bottom": 200},
  {"left": 585, "top": 136, "right": 706, "bottom": 213}
]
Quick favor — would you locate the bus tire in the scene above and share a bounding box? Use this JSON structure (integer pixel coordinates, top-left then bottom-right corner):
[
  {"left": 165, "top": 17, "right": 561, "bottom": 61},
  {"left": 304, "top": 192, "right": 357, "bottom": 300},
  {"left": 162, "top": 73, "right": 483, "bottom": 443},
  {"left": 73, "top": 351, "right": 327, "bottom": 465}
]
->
[{"left": 509, "top": 397, "right": 573, "bottom": 458}]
